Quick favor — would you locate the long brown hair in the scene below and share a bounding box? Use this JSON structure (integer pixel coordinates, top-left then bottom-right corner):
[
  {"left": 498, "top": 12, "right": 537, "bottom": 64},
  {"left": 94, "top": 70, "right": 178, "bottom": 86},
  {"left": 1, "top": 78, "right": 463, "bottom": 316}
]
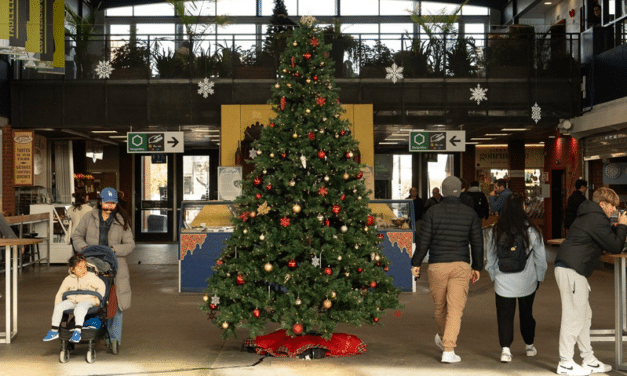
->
[
  {"left": 71, "top": 187, "right": 88, "bottom": 210},
  {"left": 491, "top": 193, "right": 541, "bottom": 249},
  {"left": 97, "top": 201, "right": 132, "bottom": 232}
]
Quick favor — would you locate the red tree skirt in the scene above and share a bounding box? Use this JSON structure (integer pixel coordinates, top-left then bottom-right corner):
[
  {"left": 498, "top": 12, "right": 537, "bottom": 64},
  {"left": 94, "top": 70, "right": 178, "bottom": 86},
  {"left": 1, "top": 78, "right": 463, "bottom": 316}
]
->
[{"left": 244, "top": 329, "right": 367, "bottom": 358}]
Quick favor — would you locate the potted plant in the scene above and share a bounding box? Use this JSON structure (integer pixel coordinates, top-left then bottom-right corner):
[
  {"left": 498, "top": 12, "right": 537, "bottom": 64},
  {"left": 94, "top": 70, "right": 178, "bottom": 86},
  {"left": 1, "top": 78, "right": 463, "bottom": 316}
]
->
[
  {"left": 65, "top": 4, "right": 99, "bottom": 78},
  {"left": 357, "top": 41, "right": 394, "bottom": 78},
  {"left": 393, "top": 35, "right": 432, "bottom": 78},
  {"left": 234, "top": 46, "right": 275, "bottom": 79},
  {"left": 486, "top": 24, "right": 535, "bottom": 77},
  {"left": 110, "top": 41, "right": 152, "bottom": 79},
  {"left": 447, "top": 36, "right": 481, "bottom": 77},
  {"left": 323, "top": 19, "right": 357, "bottom": 77}
]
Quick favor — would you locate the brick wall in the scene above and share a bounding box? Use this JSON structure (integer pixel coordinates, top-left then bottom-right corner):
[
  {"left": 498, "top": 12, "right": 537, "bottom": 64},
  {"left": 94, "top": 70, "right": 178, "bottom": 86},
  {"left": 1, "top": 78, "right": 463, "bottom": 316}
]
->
[{"left": 2, "top": 125, "right": 14, "bottom": 215}]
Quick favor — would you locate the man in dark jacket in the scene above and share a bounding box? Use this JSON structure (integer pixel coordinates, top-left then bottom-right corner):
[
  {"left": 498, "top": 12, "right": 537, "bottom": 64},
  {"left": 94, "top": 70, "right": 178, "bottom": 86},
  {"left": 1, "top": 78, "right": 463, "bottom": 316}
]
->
[
  {"left": 489, "top": 179, "right": 512, "bottom": 215},
  {"left": 466, "top": 180, "right": 490, "bottom": 220},
  {"left": 555, "top": 187, "right": 627, "bottom": 375},
  {"left": 410, "top": 176, "right": 483, "bottom": 364},
  {"left": 564, "top": 179, "right": 587, "bottom": 230}
]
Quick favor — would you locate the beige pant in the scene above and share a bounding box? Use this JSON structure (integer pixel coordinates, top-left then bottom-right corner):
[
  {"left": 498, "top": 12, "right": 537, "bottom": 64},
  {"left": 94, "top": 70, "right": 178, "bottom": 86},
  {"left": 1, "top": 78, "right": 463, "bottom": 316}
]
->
[{"left": 428, "top": 262, "right": 472, "bottom": 351}]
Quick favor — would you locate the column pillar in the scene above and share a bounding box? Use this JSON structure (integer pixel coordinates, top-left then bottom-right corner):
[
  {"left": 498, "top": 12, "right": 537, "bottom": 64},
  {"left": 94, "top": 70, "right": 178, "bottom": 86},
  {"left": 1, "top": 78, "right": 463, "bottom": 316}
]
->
[{"left": 508, "top": 140, "right": 525, "bottom": 194}]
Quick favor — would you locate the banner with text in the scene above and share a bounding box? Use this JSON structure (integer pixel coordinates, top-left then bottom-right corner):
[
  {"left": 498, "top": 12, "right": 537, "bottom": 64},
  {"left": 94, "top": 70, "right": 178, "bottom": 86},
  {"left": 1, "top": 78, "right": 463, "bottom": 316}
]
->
[{"left": 14, "top": 130, "right": 34, "bottom": 186}]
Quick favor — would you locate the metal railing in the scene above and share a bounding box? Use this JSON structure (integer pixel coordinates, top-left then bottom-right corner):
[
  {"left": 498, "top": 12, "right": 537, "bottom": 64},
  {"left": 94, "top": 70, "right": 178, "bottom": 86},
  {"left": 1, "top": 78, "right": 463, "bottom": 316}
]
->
[{"left": 18, "top": 31, "right": 580, "bottom": 80}]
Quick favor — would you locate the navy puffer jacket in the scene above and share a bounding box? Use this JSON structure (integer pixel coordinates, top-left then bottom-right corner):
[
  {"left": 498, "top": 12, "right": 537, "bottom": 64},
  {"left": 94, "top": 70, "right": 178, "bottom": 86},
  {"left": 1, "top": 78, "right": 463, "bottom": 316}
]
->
[{"left": 411, "top": 196, "right": 484, "bottom": 271}]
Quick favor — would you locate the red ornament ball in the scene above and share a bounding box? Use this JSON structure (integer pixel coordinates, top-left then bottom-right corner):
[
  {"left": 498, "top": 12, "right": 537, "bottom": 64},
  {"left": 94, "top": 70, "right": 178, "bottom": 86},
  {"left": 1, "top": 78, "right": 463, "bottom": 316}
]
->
[
  {"left": 253, "top": 309, "right": 261, "bottom": 318},
  {"left": 341, "top": 194, "right": 346, "bottom": 201},
  {"left": 294, "top": 72, "right": 300, "bottom": 77},
  {"left": 236, "top": 275, "right": 245, "bottom": 285},
  {"left": 370, "top": 281, "right": 377, "bottom": 288},
  {"left": 253, "top": 177, "right": 262, "bottom": 186},
  {"left": 209, "top": 303, "right": 217, "bottom": 310},
  {"left": 313, "top": 75, "right": 318, "bottom": 81},
  {"left": 281, "top": 153, "right": 287, "bottom": 159},
  {"left": 384, "top": 266, "right": 389, "bottom": 272},
  {"left": 357, "top": 172, "right": 364, "bottom": 179},
  {"left": 266, "top": 184, "right": 272, "bottom": 191},
  {"left": 270, "top": 122, "right": 275, "bottom": 127},
  {"left": 292, "top": 323, "right": 304, "bottom": 335},
  {"left": 332, "top": 205, "right": 341, "bottom": 214},
  {"left": 288, "top": 259, "right": 297, "bottom": 268},
  {"left": 345, "top": 152, "right": 352, "bottom": 159},
  {"left": 340, "top": 130, "right": 346, "bottom": 136},
  {"left": 357, "top": 268, "right": 363, "bottom": 273},
  {"left": 324, "top": 267, "right": 332, "bottom": 275},
  {"left": 367, "top": 216, "right": 374, "bottom": 226},
  {"left": 255, "top": 193, "right": 262, "bottom": 199},
  {"left": 215, "top": 259, "right": 224, "bottom": 266},
  {"left": 308, "top": 132, "right": 316, "bottom": 140},
  {"left": 318, "top": 151, "right": 326, "bottom": 159},
  {"left": 373, "top": 317, "right": 379, "bottom": 323},
  {"left": 377, "top": 233, "right": 385, "bottom": 240}
]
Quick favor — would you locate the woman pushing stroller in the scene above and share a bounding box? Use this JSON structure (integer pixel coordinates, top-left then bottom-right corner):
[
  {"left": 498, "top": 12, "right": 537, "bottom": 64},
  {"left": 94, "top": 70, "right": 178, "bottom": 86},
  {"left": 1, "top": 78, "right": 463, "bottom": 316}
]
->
[
  {"left": 72, "top": 187, "right": 135, "bottom": 354},
  {"left": 43, "top": 254, "right": 106, "bottom": 343}
]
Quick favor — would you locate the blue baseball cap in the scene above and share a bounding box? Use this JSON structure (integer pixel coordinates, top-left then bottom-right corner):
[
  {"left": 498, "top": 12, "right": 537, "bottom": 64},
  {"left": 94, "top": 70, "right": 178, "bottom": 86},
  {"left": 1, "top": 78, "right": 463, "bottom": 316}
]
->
[{"left": 100, "top": 188, "right": 118, "bottom": 203}]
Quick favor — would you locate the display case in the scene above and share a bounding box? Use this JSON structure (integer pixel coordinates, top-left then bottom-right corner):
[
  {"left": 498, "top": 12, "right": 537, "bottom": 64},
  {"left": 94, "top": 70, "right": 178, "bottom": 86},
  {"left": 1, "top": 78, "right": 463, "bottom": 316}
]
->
[
  {"left": 179, "top": 201, "right": 235, "bottom": 292},
  {"left": 30, "top": 204, "right": 74, "bottom": 263},
  {"left": 369, "top": 200, "right": 416, "bottom": 292}
]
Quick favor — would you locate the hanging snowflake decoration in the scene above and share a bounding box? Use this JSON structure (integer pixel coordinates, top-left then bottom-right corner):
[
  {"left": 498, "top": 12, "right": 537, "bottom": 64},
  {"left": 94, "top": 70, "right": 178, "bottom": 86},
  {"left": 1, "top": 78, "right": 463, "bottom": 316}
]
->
[
  {"left": 531, "top": 102, "right": 542, "bottom": 123},
  {"left": 211, "top": 294, "right": 220, "bottom": 306},
  {"left": 311, "top": 255, "right": 321, "bottom": 267},
  {"left": 197, "top": 77, "right": 215, "bottom": 98},
  {"left": 94, "top": 60, "right": 114, "bottom": 79},
  {"left": 249, "top": 148, "right": 258, "bottom": 159},
  {"left": 385, "top": 63, "right": 404, "bottom": 84},
  {"left": 470, "top": 83, "right": 488, "bottom": 105}
]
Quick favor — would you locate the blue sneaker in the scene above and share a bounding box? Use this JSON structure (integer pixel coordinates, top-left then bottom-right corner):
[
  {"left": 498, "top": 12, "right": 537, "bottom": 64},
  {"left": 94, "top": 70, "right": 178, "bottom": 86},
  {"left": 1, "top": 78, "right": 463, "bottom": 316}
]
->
[
  {"left": 43, "top": 330, "right": 59, "bottom": 342},
  {"left": 84, "top": 318, "right": 101, "bottom": 329},
  {"left": 69, "top": 330, "right": 82, "bottom": 343}
]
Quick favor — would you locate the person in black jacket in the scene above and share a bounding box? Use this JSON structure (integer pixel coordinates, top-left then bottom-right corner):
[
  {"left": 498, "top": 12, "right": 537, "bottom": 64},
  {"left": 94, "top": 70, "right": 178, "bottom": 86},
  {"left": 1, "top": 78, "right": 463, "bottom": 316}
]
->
[
  {"left": 466, "top": 180, "right": 490, "bottom": 220},
  {"left": 554, "top": 187, "right": 627, "bottom": 375},
  {"left": 564, "top": 179, "right": 587, "bottom": 230},
  {"left": 411, "top": 176, "right": 483, "bottom": 364}
]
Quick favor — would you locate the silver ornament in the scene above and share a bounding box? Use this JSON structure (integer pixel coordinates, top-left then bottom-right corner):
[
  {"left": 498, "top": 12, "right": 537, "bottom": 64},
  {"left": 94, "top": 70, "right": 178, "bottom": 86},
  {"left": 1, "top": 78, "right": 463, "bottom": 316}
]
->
[{"left": 341, "top": 225, "right": 348, "bottom": 233}]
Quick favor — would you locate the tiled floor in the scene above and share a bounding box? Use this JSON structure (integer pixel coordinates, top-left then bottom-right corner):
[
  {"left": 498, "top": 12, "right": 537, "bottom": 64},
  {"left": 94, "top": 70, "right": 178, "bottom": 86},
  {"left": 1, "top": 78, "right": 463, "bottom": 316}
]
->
[{"left": 0, "top": 242, "right": 624, "bottom": 376}]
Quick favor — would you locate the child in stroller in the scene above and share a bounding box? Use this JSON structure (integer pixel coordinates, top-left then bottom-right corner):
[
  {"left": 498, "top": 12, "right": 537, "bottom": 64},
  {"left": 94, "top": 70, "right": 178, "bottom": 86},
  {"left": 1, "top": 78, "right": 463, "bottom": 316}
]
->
[{"left": 43, "top": 247, "right": 117, "bottom": 363}]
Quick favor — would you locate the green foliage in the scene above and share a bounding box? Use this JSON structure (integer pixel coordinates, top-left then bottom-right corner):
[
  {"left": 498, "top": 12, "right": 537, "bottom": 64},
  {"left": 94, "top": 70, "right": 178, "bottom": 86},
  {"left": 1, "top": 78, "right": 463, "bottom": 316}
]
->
[
  {"left": 356, "top": 41, "right": 394, "bottom": 67},
  {"left": 65, "top": 4, "right": 99, "bottom": 78},
  {"left": 487, "top": 25, "right": 535, "bottom": 68},
  {"left": 167, "top": 0, "right": 229, "bottom": 56},
  {"left": 111, "top": 42, "right": 151, "bottom": 70},
  {"left": 203, "top": 20, "right": 402, "bottom": 340}
]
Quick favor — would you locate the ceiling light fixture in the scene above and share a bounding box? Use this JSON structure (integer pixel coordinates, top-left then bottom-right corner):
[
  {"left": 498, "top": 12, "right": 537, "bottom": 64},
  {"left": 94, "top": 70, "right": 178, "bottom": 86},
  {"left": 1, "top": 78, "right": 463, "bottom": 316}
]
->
[
  {"left": 484, "top": 133, "right": 510, "bottom": 136},
  {"left": 379, "top": 142, "right": 399, "bottom": 145},
  {"left": 501, "top": 128, "right": 528, "bottom": 131},
  {"left": 476, "top": 144, "right": 508, "bottom": 147},
  {"left": 108, "top": 135, "right": 128, "bottom": 139},
  {"left": 385, "top": 138, "right": 407, "bottom": 141},
  {"left": 544, "top": 2, "right": 552, "bottom": 4},
  {"left": 91, "top": 130, "right": 118, "bottom": 134},
  {"left": 470, "top": 137, "right": 494, "bottom": 141}
]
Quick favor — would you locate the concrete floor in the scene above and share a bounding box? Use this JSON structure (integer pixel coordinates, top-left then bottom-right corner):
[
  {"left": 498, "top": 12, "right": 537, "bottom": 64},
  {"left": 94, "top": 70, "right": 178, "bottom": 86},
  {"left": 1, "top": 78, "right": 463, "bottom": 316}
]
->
[{"left": 0, "top": 243, "right": 625, "bottom": 376}]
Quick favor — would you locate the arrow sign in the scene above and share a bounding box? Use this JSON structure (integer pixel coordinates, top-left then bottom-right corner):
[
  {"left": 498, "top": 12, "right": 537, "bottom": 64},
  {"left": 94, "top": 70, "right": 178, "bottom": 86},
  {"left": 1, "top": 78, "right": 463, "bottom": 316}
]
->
[
  {"left": 127, "top": 132, "right": 184, "bottom": 153},
  {"left": 167, "top": 137, "right": 179, "bottom": 148},
  {"left": 409, "top": 131, "right": 465, "bottom": 152}
]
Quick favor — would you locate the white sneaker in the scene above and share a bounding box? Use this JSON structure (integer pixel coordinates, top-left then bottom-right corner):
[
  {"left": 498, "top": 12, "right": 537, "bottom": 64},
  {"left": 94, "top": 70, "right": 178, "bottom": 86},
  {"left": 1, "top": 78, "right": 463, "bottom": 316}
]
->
[
  {"left": 583, "top": 359, "right": 612, "bottom": 373},
  {"left": 500, "top": 347, "right": 512, "bottom": 362},
  {"left": 441, "top": 350, "right": 461, "bottom": 363},
  {"left": 435, "top": 333, "right": 444, "bottom": 350},
  {"left": 557, "top": 360, "right": 592, "bottom": 375},
  {"left": 526, "top": 344, "right": 537, "bottom": 357}
]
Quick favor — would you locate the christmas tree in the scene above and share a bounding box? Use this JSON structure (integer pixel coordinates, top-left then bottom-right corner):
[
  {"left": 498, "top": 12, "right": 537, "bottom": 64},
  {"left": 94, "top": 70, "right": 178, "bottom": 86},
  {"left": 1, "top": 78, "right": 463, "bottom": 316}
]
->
[{"left": 203, "top": 16, "right": 402, "bottom": 340}]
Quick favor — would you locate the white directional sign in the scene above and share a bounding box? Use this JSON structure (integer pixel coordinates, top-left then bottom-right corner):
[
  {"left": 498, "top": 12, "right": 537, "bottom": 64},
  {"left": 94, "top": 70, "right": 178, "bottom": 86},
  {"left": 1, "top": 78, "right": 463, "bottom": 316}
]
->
[
  {"left": 127, "top": 132, "right": 184, "bottom": 153},
  {"left": 409, "top": 130, "right": 466, "bottom": 152}
]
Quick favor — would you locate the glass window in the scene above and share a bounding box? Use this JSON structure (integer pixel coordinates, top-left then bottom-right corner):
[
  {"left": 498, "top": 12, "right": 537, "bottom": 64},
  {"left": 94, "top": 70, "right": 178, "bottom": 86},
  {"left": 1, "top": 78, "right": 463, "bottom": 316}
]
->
[
  {"left": 183, "top": 156, "right": 210, "bottom": 200},
  {"left": 465, "top": 23, "right": 485, "bottom": 47},
  {"left": 105, "top": 6, "right": 133, "bottom": 17},
  {"left": 299, "top": 0, "right": 337, "bottom": 16},
  {"left": 109, "top": 25, "right": 131, "bottom": 51},
  {"left": 421, "top": 2, "right": 461, "bottom": 14},
  {"left": 185, "top": 1, "right": 216, "bottom": 16},
  {"left": 380, "top": 24, "right": 414, "bottom": 52},
  {"left": 392, "top": 155, "right": 413, "bottom": 200},
  {"left": 462, "top": 5, "right": 489, "bottom": 15},
  {"left": 134, "top": 3, "right": 175, "bottom": 16},
  {"left": 262, "top": 0, "right": 298, "bottom": 16},
  {"left": 427, "top": 154, "right": 453, "bottom": 198},
  {"left": 340, "top": 0, "right": 379, "bottom": 16},
  {"left": 380, "top": 0, "right": 416, "bottom": 16},
  {"left": 217, "top": 0, "right": 257, "bottom": 16},
  {"left": 136, "top": 23, "right": 176, "bottom": 40},
  {"left": 343, "top": 23, "right": 379, "bottom": 39},
  {"left": 217, "top": 24, "right": 257, "bottom": 52}
]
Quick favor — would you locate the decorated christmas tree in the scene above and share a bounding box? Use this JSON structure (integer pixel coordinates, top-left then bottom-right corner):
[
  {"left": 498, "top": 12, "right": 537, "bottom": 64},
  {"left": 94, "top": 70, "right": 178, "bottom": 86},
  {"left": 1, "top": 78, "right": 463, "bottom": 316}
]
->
[{"left": 203, "top": 16, "right": 402, "bottom": 340}]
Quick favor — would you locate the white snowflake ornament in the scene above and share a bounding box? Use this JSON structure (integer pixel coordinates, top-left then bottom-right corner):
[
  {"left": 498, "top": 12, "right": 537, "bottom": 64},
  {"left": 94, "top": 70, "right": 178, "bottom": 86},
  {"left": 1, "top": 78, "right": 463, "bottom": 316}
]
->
[
  {"left": 531, "top": 102, "right": 542, "bottom": 123},
  {"left": 385, "top": 63, "right": 404, "bottom": 84},
  {"left": 94, "top": 60, "right": 114, "bottom": 79},
  {"left": 211, "top": 294, "right": 220, "bottom": 305},
  {"left": 470, "top": 83, "right": 488, "bottom": 105},
  {"left": 197, "top": 78, "right": 215, "bottom": 98},
  {"left": 311, "top": 255, "right": 321, "bottom": 267},
  {"left": 249, "top": 148, "right": 258, "bottom": 159}
]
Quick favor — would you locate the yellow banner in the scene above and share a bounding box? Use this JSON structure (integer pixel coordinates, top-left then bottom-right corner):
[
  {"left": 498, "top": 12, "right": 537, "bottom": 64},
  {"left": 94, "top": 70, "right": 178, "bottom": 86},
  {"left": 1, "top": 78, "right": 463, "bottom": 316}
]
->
[
  {"left": 14, "top": 130, "right": 34, "bottom": 186},
  {"left": 0, "top": 1, "right": 9, "bottom": 40},
  {"left": 52, "top": 0, "right": 64, "bottom": 68},
  {"left": 25, "top": 0, "right": 41, "bottom": 53}
]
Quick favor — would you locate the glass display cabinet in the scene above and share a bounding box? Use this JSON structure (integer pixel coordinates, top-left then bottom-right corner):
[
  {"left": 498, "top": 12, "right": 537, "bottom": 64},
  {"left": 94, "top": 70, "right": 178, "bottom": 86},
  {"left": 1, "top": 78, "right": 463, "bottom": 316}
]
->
[
  {"left": 30, "top": 204, "right": 74, "bottom": 263},
  {"left": 178, "top": 201, "right": 235, "bottom": 292}
]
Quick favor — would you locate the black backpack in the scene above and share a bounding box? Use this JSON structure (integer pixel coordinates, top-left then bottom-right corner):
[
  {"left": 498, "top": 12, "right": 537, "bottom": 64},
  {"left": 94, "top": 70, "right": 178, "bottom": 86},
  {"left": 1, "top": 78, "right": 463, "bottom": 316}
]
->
[{"left": 497, "top": 233, "right": 531, "bottom": 273}]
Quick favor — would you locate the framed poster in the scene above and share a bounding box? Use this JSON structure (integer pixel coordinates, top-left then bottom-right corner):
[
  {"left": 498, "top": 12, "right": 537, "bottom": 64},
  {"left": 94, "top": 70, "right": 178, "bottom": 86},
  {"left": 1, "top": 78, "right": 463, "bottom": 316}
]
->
[{"left": 218, "top": 167, "right": 242, "bottom": 201}]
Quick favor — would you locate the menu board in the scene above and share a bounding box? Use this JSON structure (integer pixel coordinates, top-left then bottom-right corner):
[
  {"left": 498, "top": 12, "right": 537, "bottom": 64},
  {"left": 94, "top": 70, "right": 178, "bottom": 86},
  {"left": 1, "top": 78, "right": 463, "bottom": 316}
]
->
[{"left": 13, "top": 130, "right": 33, "bottom": 186}]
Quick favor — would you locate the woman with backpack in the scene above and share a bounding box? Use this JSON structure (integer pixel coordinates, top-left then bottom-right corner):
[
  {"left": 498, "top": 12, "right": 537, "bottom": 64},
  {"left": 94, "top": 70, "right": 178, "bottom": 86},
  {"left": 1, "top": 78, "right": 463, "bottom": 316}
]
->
[{"left": 486, "top": 193, "right": 547, "bottom": 363}]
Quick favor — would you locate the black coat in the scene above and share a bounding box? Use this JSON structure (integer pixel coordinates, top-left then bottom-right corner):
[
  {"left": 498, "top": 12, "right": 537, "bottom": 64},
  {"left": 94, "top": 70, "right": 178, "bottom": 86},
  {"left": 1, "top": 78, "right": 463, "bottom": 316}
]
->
[
  {"left": 564, "top": 190, "right": 587, "bottom": 230},
  {"left": 412, "top": 196, "right": 484, "bottom": 271},
  {"left": 557, "top": 200, "right": 627, "bottom": 278}
]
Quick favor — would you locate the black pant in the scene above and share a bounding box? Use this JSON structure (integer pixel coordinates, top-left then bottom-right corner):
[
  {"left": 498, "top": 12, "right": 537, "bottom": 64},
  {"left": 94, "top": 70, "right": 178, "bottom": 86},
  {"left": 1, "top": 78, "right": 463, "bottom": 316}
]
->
[{"left": 495, "top": 290, "right": 537, "bottom": 348}]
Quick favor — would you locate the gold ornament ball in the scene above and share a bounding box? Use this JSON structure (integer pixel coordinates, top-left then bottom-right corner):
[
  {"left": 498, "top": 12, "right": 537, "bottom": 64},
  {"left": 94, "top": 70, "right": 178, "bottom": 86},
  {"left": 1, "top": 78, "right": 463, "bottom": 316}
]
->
[
  {"left": 243, "top": 229, "right": 248, "bottom": 234},
  {"left": 319, "top": 129, "right": 325, "bottom": 134},
  {"left": 263, "top": 169, "right": 267, "bottom": 174},
  {"left": 270, "top": 153, "right": 275, "bottom": 158},
  {"left": 249, "top": 211, "right": 257, "bottom": 218},
  {"left": 340, "top": 225, "right": 348, "bottom": 233},
  {"left": 283, "top": 68, "right": 288, "bottom": 73},
  {"left": 293, "top": 41, "right": 298, "bottom": 46},
  {"left": 353, "top": 189, "right": 358, "bottom": 193},
  {"left": 348, "top": 151, "right": 354, "bottom": 158},
  {"left": 289, "top": 180, "right": 296, "bottom": 187},
  {"left": 345, "top": 272, "right": 350, "bottom": 277},
  {"left": 375, "top": 255, "right": 381, "bottom": 262},
  {"left": 343, "top": 173, "right": 350, "bottom": 180},
  {"left": 295, "top": 298, "right": 302, "bottom": 306},
  {"left": 306, "top": 109, "right": 311, "bottom": 113},
  {"left": 331, "top": 291, "right": 337, "bottom": 298},
  {"left": 328, "top": 85, "right": 332, "bottom": 89},
  {"left": 203, "top": 294, "right": 209, "bottom": 302},
  {"left": 306, "top": 78, "right": 311, "bottom": 84},
  {"left": 320, "top": 62, "right": 325, "bottom": 66},
  {"left": 323, "top": 299, "right": 332, "bottom": 309},
  {"left": 317, "top": 214, "right": 324, "bottom": 221},
  {"left": 364, "top": 226, "right": 369, "bottom": 232},
  {"left": 322, "top": 117, "right": 327, "bottom": 122},
  {"left": 357, "top": 196, "right": 362, "bottom": 200},
  {"left": 259, "top": 234, "right": 265, "bottom": 241},
  {"left": 337, "top": 255, "right": 342, "bottom": 261},
  {"left": 264, "top": 263, "right": 273, "bottom": 272},
  {"left": 287, "top": 83, "right": 292, "bottom": 88},
  {"left": 222, "top": 322, "right": 229, "bottom": 329},
  {"left": 257, "top": 149, "right": 263, "bottom": 155},
  {"left": 275, "top": 83, "right": 280, "bottom": 89},
  {"left": 292, "top": 133, "right": 298, "bottom": 139},
  {"left": 324, "top": 175, "right": 329, "bottom": 182},
  {"left": 293, "top": 204, "right": 302, "bottom": 213}
]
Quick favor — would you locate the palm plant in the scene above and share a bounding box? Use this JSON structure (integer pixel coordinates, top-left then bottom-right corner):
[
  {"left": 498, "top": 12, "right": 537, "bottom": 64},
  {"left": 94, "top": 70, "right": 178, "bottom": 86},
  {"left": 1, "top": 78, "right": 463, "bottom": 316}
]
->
[{"left": 65, "top": 4, "right": 99, "bottom": 78}]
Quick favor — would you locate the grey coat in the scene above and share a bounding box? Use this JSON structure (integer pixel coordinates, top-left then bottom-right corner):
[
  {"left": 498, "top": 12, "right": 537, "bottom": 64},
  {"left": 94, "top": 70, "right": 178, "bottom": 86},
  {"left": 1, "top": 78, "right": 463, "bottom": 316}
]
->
[{"left": 72, "top": 208, "right": 135, "bottom": 310}]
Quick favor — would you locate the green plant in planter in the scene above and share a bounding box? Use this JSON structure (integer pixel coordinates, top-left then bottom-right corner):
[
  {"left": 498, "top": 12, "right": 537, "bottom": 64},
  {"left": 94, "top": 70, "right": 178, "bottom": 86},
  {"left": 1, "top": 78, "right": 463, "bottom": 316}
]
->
[
  {"left": 356, "top": 41, "right": 394, "bottom": 78},
  {"left": 194, "top": 48, "right": 217, "bottom": 78},
  {"left": 65, "top": 4, "right": 99, "bottom": 78},
  {"left": 393, "top": 35, "right": 432, "bottom": 78},
  {"left": 486, "top": 24, "right": 535, "bottom": 76},
  {"left": 323, "top": 19, "right": 358, "bottom": 77},
  {"left": 153, "top": 47, "right": 178, "bottom": 78},
  {"left": 447, "top": 37, "right": 480, "bottom": 77},
  {"left": 111, "top": 42, "right": 152, "bottom": 78}
]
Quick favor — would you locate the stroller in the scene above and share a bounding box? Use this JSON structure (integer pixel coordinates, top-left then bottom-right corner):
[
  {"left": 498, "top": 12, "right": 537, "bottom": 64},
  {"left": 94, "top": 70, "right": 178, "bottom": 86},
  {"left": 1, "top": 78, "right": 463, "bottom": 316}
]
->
[{"left": 57, "top": 245, "right": 118, "bottom": 363}]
